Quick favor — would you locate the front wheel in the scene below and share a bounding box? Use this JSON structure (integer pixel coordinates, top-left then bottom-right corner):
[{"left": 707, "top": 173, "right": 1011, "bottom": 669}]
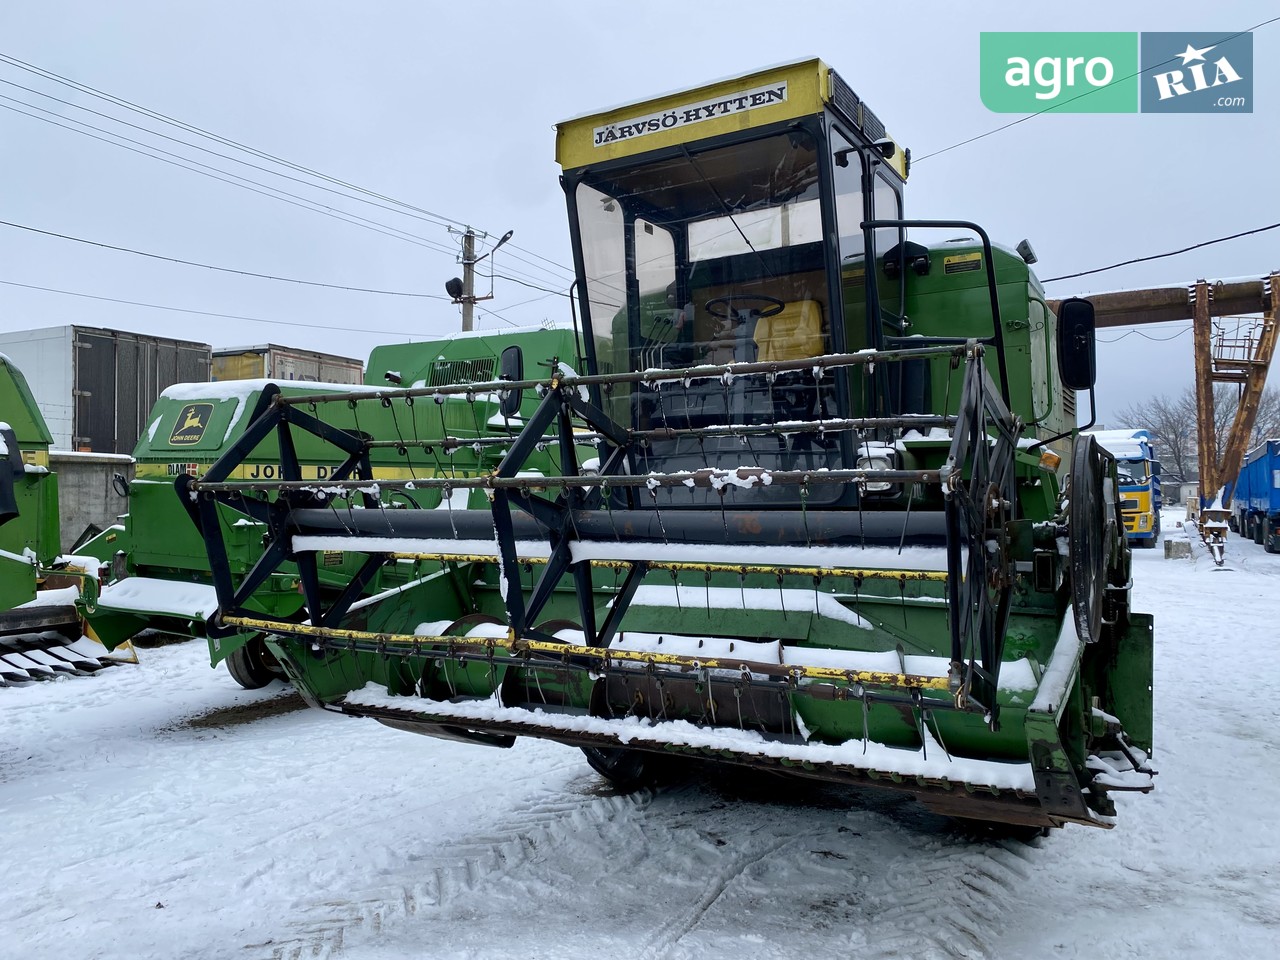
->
[
  {"left": 225, "top": 636, "right": 282, "bottom": 689},
  {"left": 581, "top": 746, "right": 667, "bottom": 792}
]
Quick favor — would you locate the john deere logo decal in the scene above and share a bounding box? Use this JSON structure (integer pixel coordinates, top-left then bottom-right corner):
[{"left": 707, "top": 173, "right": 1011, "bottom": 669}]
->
[{"left": 169, "top": 403, "right": 213, "bottom": 445}]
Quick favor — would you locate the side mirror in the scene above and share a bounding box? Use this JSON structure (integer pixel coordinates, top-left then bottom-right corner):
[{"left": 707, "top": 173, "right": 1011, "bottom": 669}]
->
[
  {"left": 1151, "top": 460, "right": 1162, "bottom": 476},
  {"left": 1056, "top": 297, "right": 1096, "bottom": 391},
  {"left": 499, "top": 345, "right": 523, "bottom": 419}
]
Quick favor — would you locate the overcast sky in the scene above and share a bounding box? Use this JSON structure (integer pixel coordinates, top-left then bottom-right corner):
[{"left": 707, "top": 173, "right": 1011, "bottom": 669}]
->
[{"left": 1, "top": 1, "right": 1275, "bottom": 425}]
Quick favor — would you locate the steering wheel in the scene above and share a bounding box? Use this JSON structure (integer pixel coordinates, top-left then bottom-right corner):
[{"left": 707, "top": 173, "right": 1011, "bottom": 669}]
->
[{"left": 704, "top": 295, "right": 786, "bottom": 319}]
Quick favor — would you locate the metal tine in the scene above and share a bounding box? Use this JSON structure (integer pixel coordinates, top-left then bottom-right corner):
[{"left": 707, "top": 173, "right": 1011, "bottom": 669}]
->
[
  {"left": 800, "top": 482, "right": 811, "bottom": 546},
  {"left": 465, "top": 388, "right": 485, "bottom": 441},
  {"left": 860, "top": 685, "right": 871, "bottom": 755},
  {"left": 854, "top": 428, "right": 867, "bottom": 548},
  {"left": 914, "top": 689, "right": 928, "bottom": 762},
  {"left": 650, "top": 486, "right": 670, "bottom": 544},
  {"left": 532, "top": 661, "right": 548, "bottom": 705},
  {"left": 670, "top": 569, "right": 681, "bottom": 610},
  {"left": 444, "top": 483, "right": 458, "bottom": 539},
  {"left": 924, "top": 696, "right": 953, "bottom": 761},
  {"left": 897, "top": 481, "right": 916, "bottom": 556},
  {"left": 376, "top": 494, "right": 396, "bottom": 537},
  {"left": 387, "top": 400, "right": 420, "bottom": 482},
  {"left": 443, "top": 655, "right": 457, "bottom": 699},
  {"left": 704, "top": 568, "right": 712, "bottom": 618},
  {"left": 434, "top": 401, "right": 457, "bottom": 479},
  {"left": 603, "top": 479, "right": 622, "bottom": 542},
  {"left": 776, "top": 572, "right": 787, "bottom": 621}
]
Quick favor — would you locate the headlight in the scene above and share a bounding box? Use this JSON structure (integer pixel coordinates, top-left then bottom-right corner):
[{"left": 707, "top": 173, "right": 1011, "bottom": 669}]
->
[
  {"left": 857, "top": 450, "right": 896, "bottom": 494},
  {"left": 1138, "top": 515, "right": 1149, "bottom": 529}
]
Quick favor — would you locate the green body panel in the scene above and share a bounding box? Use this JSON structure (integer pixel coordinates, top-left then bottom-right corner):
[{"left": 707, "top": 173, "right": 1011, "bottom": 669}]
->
[
  {"left": 846, "top": 243, "right": 1069, "bottom": 446},
  {"left": 82, "top": 328, "right": 582, "bottom": 664},
  {"left": 0, "top": 552, "right": 37, "bottom": 610},
  {"left": 1, "top": 356, "right": 63, "bottom": 611}
]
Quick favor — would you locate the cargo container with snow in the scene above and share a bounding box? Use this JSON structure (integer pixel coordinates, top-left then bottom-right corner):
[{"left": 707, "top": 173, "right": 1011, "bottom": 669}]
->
[{"left": 212, "top": 344, "right": 363, "bottom": 384}]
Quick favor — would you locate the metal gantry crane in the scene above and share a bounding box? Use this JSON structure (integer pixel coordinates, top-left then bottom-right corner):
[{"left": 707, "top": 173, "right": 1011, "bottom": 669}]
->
[{"left": 1055, "top": 272, "right": 1278, "bottom": 562}]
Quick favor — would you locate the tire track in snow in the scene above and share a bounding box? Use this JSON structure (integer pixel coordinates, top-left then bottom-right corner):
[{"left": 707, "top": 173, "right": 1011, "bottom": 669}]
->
[
  {"left": 635, "top": 833, "right": 799, "bottom": 960},
  {"left": 846, "top": 835, "right": 1037, "bottom": 960},
  {"left": 250, "top": 785, "right": 654, "bottom": 960}
]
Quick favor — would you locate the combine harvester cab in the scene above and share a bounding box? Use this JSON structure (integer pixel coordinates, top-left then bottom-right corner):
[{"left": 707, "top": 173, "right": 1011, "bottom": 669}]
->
[
  {"left": 1, "top": 355, "right": 117, "bottom": 684},
  {"left": 78, "top": 329, "right": 580, "bottom": 688},
  {"left": 185, "top": 60, "right": 1154, "bottom": 830}
]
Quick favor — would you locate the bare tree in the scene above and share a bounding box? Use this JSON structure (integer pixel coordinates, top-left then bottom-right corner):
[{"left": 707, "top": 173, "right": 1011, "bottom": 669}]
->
[
  {"left": 1113, "top": 385, "right": 1280, "bottom": 482},
  {"left": 1113, "top": 393, "right": 1195, "bottom": 482}
]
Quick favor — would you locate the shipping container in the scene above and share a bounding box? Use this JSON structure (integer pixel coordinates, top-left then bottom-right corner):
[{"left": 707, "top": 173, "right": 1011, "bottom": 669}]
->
[
  {"left": 1229, "top": 439, "right": 1280, "bottom": 552},
  {"left": 0, "top": 326, "right": 210, "bottom": 454},
  {"left": 211, "top": 344, "right": 363, "bottom": 384}
]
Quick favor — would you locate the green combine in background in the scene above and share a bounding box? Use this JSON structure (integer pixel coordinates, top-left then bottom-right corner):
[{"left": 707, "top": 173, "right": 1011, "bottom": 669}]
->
[
  {"left": 77, "top": 327, "right": 584, "bottom": 687},
  {"left": 182, "top": 59, "right": 1153, "bottom": 832},
  {"left": 1, "top": 354, "right": 118, "bottom": 684}
]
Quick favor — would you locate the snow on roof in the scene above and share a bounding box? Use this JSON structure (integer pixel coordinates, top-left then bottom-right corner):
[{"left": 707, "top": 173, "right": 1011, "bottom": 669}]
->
[
  {"left": 160, "top": 378, "right": 385, "bottom": 402},
  {"left": 1087, "top": 429, "right": 1151, "bottom": 460}
]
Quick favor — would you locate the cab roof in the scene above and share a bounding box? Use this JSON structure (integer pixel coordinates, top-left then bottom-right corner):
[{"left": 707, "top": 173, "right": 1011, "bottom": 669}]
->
[{"left": 555, "top": 58, "right": 907, "bottom": 180}]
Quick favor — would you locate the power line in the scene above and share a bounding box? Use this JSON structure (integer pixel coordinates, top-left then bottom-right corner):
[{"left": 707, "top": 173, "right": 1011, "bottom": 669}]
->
[
  {"left": 1098, "top": 326, "right": 1194, "bottom": 344},
  {"left": 1043, "top": 221, "right": 1280, "bottom": 283},
  {"left": 916, "top": 17, "right": 1280, "bottom": 163},
  {"left": 0, "top": 218, "right": 450, "bottom": 298},
  {"left": 0, "top": 74, "right": 468, "bottom": 240},
  {"left": 492, "top": 273, "right": 573, "bottom": 298},
  {"left": 0, "top": 51, "right": 578, "bottom": 284},
  {"left": 0, "top": 97, "right": 459, "bottom": 256},
  {"left": 0, "top": 93, "right": 571, "bottom": 294},
  {"left": 0, "top": 276, "right": 434, "bottom": 336}
]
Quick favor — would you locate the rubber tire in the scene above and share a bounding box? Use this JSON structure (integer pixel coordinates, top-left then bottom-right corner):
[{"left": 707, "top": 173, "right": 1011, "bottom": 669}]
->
[
  {"left": 1265, "top": 517, "right": 1277, "bottom": 554},
  {"left": 581, "top": 746, "right": 666, "bottom": 792},
  {"left": 1255, "top": 518, "right": 1265, "bottom": 546},
  {"left": 225, "top": 637, "right": 279, "bottom": 690}
]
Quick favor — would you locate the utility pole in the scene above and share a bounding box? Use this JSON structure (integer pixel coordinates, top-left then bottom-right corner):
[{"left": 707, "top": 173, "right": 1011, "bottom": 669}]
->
[
  {"left": 445, "top": 228, "right": 513, "bottom": 333},
  {"left": 460, "top": 228, "right": 476, "bottom": 332}
]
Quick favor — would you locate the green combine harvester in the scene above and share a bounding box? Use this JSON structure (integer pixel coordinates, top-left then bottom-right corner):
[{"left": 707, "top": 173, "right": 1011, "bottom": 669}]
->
[
  {"left": 78, "top": 328, "right": 583, "bottom": 687},
  {"left": 1, "top": 354, "right": 117, "bottom": 684},
  {"left": 183, "top": 60, "right": 1154, "bottom": 830}
]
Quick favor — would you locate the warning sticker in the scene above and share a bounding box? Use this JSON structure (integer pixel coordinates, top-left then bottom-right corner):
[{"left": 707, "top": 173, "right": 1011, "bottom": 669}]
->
[{"left": 943, "top": 252, "right": 982, "bottom": 275}]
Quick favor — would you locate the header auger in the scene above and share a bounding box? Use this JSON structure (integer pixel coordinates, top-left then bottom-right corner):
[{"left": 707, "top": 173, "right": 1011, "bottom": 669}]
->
[{"left": 183, "top": 58, "right": 1153, "bottom": 831}]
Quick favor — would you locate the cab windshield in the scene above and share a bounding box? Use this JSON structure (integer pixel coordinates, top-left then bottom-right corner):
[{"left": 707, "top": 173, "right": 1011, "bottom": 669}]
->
[{"left": 572, "top": 130, "right": 846, "bottom": 506}]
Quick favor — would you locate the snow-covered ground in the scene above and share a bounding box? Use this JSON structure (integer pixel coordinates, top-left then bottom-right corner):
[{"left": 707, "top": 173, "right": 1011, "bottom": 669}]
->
[{"left": 3, "top": 513, "right": 1278, "bottom": 960}]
